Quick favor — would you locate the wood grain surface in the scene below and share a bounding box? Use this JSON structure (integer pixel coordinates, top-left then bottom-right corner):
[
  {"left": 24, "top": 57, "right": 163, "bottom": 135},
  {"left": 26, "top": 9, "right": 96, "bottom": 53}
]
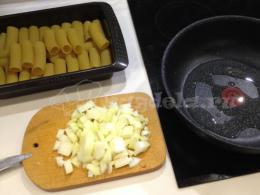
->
[{"left": 22, "top": 92, "right": 166, "bottom": 191}]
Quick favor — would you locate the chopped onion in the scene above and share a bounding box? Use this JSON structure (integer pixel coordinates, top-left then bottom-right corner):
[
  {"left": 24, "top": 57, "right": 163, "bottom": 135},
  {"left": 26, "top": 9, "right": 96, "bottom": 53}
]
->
[
  {"left": 54, "top": 101, "right": 151, "bottom": 176},
  {"left": 77, "top": 100, "right": 95, "bottom": 113},
  {"left": 65, "top": 129, "right": 77, "bottom": 143},
  {"left": 100, "top": 162, "right": 108, "bottom": 174},
  {"left": 94, "top": 141, "right": 106, "bottom": 160},
  {"left": 71, "top": 157, "right": 81, "bottom": 167},
  {"left": 108, "top": 162, "right": 113, "bottom": 174},
  {"left": 110, "top": 137, "right": 126, "bottom": 154},
  {"left": 56, "top": 129, "right": 65, "bottom": 139},
  {"left": 134, "top": 141, "right": 150, "bottom": 156},
  {"left": 88, "top": 170, "right": 94, "bottom": 177},
  {"left": 113, "top": 157, "right": 131, "bottom": 169},
  {"left": 129, "top": 157, "right": 141, "bottom": 168},
  {"left": 58, "top": 134, "right": 70, "bottom": 143},
  {"left": 53, "top": 140, "right": 61, "bottom": 151},
  {"left": 64, "top": 160, "right": 73, "bottom": 174},
  {"left": 141, "top": 129, "right": 151, "bottom": 137},
  {"left": 86, "top": 164, "right": 100, "bottom": 176},
  {"left": 58, "top": 141, "right": 72, "bottom": 156},
  {"left": 55, "top": 156, "right": 64, "bottom": 167}
]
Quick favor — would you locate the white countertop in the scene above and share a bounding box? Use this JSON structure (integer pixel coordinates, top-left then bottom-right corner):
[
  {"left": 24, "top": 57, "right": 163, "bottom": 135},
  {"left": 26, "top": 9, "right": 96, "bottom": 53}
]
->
[{"left": 0, "top": 0, "right": 259, "bottom": 194}]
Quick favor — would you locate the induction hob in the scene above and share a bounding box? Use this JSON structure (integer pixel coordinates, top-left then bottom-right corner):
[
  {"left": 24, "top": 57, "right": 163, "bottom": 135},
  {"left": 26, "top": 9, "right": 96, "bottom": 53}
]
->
[{"left": 127, "top": 0, "right": 260, "bottom": 187}]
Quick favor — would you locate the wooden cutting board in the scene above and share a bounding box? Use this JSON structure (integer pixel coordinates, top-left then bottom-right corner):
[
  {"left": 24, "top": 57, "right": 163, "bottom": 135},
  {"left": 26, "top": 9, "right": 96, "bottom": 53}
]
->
[{"left": 22, "top": 92, "right": 166, "bottom": 191}]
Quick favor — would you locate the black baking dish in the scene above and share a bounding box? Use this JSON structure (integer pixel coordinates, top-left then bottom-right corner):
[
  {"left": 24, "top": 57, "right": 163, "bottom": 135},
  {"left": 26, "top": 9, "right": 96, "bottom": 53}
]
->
[{"left": 0, "top": 2, "right": 128, "bottom": 98}]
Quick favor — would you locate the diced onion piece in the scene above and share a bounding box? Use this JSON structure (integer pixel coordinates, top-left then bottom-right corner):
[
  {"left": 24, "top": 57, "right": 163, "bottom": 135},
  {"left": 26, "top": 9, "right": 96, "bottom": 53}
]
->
[
  {"left": 113, "top": 157, "right": 131, "bottom": 169},
  {"left": 79, "top": 115, "right": 89, "bottom": 126},
  {"left": 56, "top": 156, "right": 64, "bottom": 167},
  {"left": 77, "top": 100, "right": 95, "bottom": 113},
  {"left": 58, "top": 141, "right": 72, "bottom": 156},
  {"left": 141, "top": 129, "right": 151, "bottom": 137},
  {"left": 100, "top": 123, "right": 115, "bottom": 136},
  {"left": 53, "top": 140, "right": 61, "bottom": 151},
  {"left": 120, "top": 103, "right": 133, "bottom": 114},
  {"left": 121, "top": 126, "right": 134, "bottom": 138},
  {"left": 94, "top": 141, "right": 106, "bottom": 160},
  {"left": 68, "top": 122, "right": 79, "bottom": 132},
  {"left": 76, "top": 130, "right": 82, "bottom": 138},
  {"left": 127, "top": 135, "right": 139, "bottom": 150},
  {"left": 129, "top": 157, "right": 141, "bottom": 168},
  {"left": 127, "top": 149, "right": 135, "bottom": 157},
  {"left": 71, "top": 142, "right": 80, "bottom": 157},
  {"left": 64, "top": 160, "right": 73, "bottom": 174},
  {"left": 56, "top": 129, "right": 65, "bottom": 139},
  {"left": 113, "top": 151, "right": 128, "bottom": 160},
  {"left": 77, "top": 130, "right": 95, "bottom": 163},
  {"left": 111, "top": 137, "right": 126, "bottom": 154},
  {"left": 58, "top": 134, "right": 70, "bottom": 143},
  {"left": 88, "top": 171, "right": 94, "bottom": 177},
  {"left": 140, "top": 136, "right": 149, "bottom": 141},
  {"left": 100, "top": 162, "right": 108, "bottom": 174},
  {"left": 71, "top": 157, "right": 81, "bottom": 167},
  {"left": 65, "top": 129, "right": 78, "bottom": 143},
  {"left": 108, "top": 162, "right": 113, "bottom": 174},
  {"left": 101, "top": 148, "right": 112, "bottom": 164},
  {"left": 134, "top": 141, "right": 150, "bottom": 156},
  {"left": 86, "top": 164, "right": 100, "bottom": 176},
  {"left": 82, "top": 119, "right": 93, "bottom": 130},
  {"left": 87, "top": 107, "right": 107, "bottom": 121},
  {"left": 71, "top": 110, "right": 80, "bottom": 119}
]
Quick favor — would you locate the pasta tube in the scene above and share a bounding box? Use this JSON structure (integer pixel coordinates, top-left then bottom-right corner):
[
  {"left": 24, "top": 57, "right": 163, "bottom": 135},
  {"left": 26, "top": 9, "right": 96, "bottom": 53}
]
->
[
  {"left": 6, "top": 72, "right": 18, "bottom": 83},
  {"left": 0, "top": 33, "right": 8, "bottom": 58},
  {"left": 61, "top": 22, "right": 71, "bottom": 32},
  {"left": 77, "top": 49, "right": 90, "bottom": 70},
  {"left": 0, "top": 49, "right": 9, "bottom": 58},
  {"left": 32, "top": 41, "right": 46, "bottom": 76},
  {"left": 58, "top": 51, "right": 66, "bottom": 59},
  {"left": 31, "top": 75, "right": 41, "bottom": 79},
  {"left": 0, "top": 33, "right": 6, "bottom": 49},
  {"left": 83, "top": 21, "right": 91, "bottom": 41},
  {"left": 44, "top": 29, "right": 60, "bottom": 56},
  {"left": 9, "top": 43, "right": 22, "bottom": 72},
  {"left": 44, "top": 63, "right": 54, "bottom": 77},
  {"left": 101, "top": 48, "right": 112, "bottom": 66},
  {"left": 29, "top": 26, "right": 39, "bottom": 43},
  {"left": 72, "top": 20, "right": 84, "bottom": 43},
  {"left": 39, "top": 26, "right": 49, "bottom": 41},
  {"left": 49, "top": 54, "right": 59, "bottom": 63},
  {"left": 0, "top": 66, "right": 6, "bottom": 85},
  {"left": 89, "top": 47, "right": 100, "bottom": 67},
  {"left": 55, "top": 29, "right": 72, "bottom": 54},
  {"left": 19, "top": 27, "right": 29, "bottom": 43},
  {"left": 21, "top": 40, "right": 34, "bottom": 69},
  {"left": 19, "top": 69, "right": 30, "bottom": 81},
  {"left": 67, "top": 28, "right": 82, "bottom": 54},
  {"left": 89, "top": 20, "right": 109, "bottom": 50},
  {"left": 0, "top": 57, "right": 8, "bottom": 67},
  {"left": 5, "top": 26, "right": 18, "bottom": 50},
  {"left": 82, "top": 41, "right": 94, "bottom": 51},
  {"left": 3, "top": 63, "right": 8, "bottom": 73},
  {"left": 54, "top": 58, "right": 66, "bottom": 74},
  {"left": 51, "top": 25, "right": 60, "bottom": 33},
  {"left": 65, "top": 53, "right": 79, "bottom": 72}
]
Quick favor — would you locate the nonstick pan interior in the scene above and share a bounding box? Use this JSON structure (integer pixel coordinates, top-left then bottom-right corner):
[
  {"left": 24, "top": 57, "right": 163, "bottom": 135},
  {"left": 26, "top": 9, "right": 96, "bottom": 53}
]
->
[{"left": 162, "top": 15, "right": 260, "bottom": 153}]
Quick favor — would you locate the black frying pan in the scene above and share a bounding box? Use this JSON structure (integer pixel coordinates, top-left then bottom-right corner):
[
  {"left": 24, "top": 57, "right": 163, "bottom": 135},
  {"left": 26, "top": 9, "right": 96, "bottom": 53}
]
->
[{"left": 162, "top": 15, "right": 260, "bottom": 153}]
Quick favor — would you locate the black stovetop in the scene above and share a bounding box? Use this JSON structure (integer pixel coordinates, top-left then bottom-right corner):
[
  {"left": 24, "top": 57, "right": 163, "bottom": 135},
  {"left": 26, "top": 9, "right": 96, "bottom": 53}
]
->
[{"left": 127, "top": 0, "right": 260, "bottom": 187}]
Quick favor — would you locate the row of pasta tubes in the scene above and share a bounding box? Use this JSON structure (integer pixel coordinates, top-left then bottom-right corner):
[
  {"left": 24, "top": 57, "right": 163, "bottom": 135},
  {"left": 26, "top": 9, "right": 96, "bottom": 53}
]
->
[{"left": 0, "top": 19, "right": 112, "bottom": 85}]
